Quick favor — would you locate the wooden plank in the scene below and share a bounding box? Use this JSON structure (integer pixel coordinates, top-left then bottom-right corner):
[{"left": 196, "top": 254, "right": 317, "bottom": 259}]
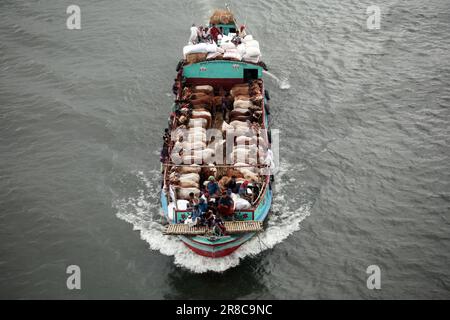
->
[{"left": 164, "top": 221, "right": 263, "bottom": 235}]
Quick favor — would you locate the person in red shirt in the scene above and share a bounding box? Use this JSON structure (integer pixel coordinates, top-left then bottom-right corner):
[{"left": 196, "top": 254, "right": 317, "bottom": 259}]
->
[
  {"left": 209, "top": 24, "right": 220, "bottom": 43},
  {"left": 240, "top": 25, "right": 247, "bottom": 37}
]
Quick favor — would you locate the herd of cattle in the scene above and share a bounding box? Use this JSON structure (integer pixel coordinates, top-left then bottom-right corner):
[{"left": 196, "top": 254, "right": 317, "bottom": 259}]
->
[{"left": 167, "top": 81, "right": 269, "bottom": 201}]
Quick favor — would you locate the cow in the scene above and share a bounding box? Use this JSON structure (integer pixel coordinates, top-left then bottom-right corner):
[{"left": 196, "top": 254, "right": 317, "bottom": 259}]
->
[
  {"left": 191, "top": 110, "right": 212, "bottom": 127},
  {"left": 169, "top": 173, "right": 200, "bottom": 189},
  {"left": 191, "top": 96, "right": 213, "bottom": 108},
  {"left": 175, "top": 187, "right": 201, "bottom": 200},
  {"left": 234, "top": 100, "right": 254, "bottom": 109},
  {"left": 188, "top": 118, "right": 208, "bottom": 129},
  {"left": 193, "top": 85, "right": 214, "bottom": 94},
  {"left": 231, "top": 87, "right": 250, "bottom": 97},
  {"left": 234, "top": 95, "right": 251, "bottom": 101},
  {"left": 171, "top": 165, "right": 201, "bottom": 174}
]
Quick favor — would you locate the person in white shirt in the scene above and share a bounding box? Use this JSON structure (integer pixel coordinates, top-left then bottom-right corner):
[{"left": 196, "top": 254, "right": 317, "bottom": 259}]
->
[
  {"left": 202, "top": 27, "right": 212, "bottom": 43},
  {"left": 189, "top": 24, "right": 199, "bottom": 45}
]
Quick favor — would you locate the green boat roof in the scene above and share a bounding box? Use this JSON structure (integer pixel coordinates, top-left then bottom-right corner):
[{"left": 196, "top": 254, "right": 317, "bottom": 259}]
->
[{"left": 183, "top": 60, "right": 263, "bottom": 80}]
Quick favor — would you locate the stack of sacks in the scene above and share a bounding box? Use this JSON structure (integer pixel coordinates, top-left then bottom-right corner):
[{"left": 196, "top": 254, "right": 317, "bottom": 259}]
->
[
  {"left": 177, "top": 199, "right": 189, "bottom": 211},
  {"left": 218, "top": 35, "right": 234, "bottom": 48},
  {"left": 218, "top": 35, "right": 241, "bottom": 61},
  {"left": 186, "top": 53, "right": 207, "bottom": 64},
  {"left": 220, "top": 40, "right": 236, "bottom": 51},
  {"left": 233, "top": 194, "right": 252, "bottom": 210},
  {"left": 183, "top": 43, "right": 218, "bottom": 58},
  {"left": 207, "top": 46, "right": 226, "bottom": 60},
  {"left": 223, "top": 49, "right": 242, "bottom": 61},
  {"left": 241, "top": 35, "right": 261, "bottom": 63},
  {"left": 206, "top": 52, "right": 223, "bottom": 60},
  {"left": 236, "top": 43, "right": 247, "bottom": 56},
  {"left": 184, "top": 43, "right": 219, "bottom": 64}
]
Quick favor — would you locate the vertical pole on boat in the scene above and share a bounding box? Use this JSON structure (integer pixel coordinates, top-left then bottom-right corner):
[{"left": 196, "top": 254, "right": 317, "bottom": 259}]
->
[{"left": 226, "top": 2, "right": 251, "bottom": 37}]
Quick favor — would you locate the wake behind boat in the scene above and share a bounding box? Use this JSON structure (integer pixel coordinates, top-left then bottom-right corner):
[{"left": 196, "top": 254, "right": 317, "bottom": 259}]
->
[{"left": 160, "top": 7, "right": 274, "bottom": 258}]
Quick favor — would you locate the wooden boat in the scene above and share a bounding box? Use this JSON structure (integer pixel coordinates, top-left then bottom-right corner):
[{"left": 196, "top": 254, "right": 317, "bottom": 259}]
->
[{"left": 160, "top": 7, "right": 273, "bottom": 258}]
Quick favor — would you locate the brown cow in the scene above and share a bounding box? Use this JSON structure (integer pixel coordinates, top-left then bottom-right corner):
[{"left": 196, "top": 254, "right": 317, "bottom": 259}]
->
[
  {"left": 191, "top": 93, "right": 212, "bottom": 100},
  {"left": 193, "top": 85, "right": 214, "bottom": 94},
  {"left": 191, "top": 96, "right": 213, "bottom": 107},
  {"left": 234, "top": 95, "right": 251, "bottom": 101},
  {"left": 192, "top": 104, "right": 211, "bottom": 111},
  {"left": 230, "top": 115, "right": 252, "bottom": 122},
  {"left": 251, "top": 94, "right": 264, "bottom": 107},
  {"left": 212, "top": 96, "right": 223, "bottom": 108},
  {"left": 226, "top": 168, "right": 245, "bottom": 179},
  {"left": 230, "top": 109, "right": 251, "bottom": 118},
  {"left": 191, "top": 110, "right": 212, "bottom": 127},
  {"left": 233, "top": 83, "right": 250, "bottom": 88},
  {"left": 231, "top": 87, "right": 250, "bottom": 97}
]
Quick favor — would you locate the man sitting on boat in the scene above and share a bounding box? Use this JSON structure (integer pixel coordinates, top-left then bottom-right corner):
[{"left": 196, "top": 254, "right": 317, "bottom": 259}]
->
[
  {"left": 238, "top": 181, "right": 254, "bottom": 202},
  {"left": 201, "top": 27, "right": 212, "bottom": 43},
  {"left": 209, "top": 24, "right": 220, "bottom": 43},
  {"left": 204, "top": 210, "right": 215, "bottom": 228},
  {"left": 225, "top": 176, "right": 239, "bottom": 194},
  {"left": 212, "top": 216, "right": 227, "bottom": 236},
  {"left": 205, "top": 176, "right": 220, "bottom": 199},
  {"left": 187, "top": 192, "right": 199, "bottom": 208},
  {"left": 231, "top": 30, "right": 242, "bottom": 45},
  {"left": 217, "top": 189, "right": 235, "bottom": 217}
]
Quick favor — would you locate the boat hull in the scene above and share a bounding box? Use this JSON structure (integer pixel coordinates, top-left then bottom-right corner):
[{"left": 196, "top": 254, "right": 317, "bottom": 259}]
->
[{"left": 181, "top": 233, "right": 256, "bottom": 258}]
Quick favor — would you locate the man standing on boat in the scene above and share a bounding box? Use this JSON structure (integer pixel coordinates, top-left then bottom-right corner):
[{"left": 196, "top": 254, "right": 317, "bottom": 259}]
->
[
  {"left": 209, "top": 24, "right": 220, "bottom": 44},
  {"left": 240, "top": 25, "right": 247, "bottom": 37},
  {"left": 189, "top": 24, "right": 199, "bottom": 45}
]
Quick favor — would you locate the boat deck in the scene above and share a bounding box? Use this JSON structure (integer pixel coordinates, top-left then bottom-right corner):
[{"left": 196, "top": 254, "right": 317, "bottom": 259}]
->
[{"left": 164, "top": 221, "right": 263, "bottom": 236}]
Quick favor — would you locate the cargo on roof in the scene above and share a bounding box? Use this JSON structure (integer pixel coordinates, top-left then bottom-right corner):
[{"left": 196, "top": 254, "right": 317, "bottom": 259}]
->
[{"left": 210, "top": 9, "right": 235, "bottom": 25}]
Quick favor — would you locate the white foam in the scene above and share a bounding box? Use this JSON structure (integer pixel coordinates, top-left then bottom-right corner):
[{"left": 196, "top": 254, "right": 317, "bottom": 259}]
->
[
  {"left": 263, "top": 71, "right": 291, "bottom": 90},
  {"left": 114, "top": 163, "right": 311, "bottom": 273},
  {"left": 278, "top": 78, "right": 291, "bottom": 90}
]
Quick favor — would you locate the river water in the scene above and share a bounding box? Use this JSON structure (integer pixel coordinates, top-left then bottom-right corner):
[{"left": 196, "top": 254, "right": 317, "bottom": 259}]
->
[{"left": 0, "top": 0, "right": 449, "bottom": 299}]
